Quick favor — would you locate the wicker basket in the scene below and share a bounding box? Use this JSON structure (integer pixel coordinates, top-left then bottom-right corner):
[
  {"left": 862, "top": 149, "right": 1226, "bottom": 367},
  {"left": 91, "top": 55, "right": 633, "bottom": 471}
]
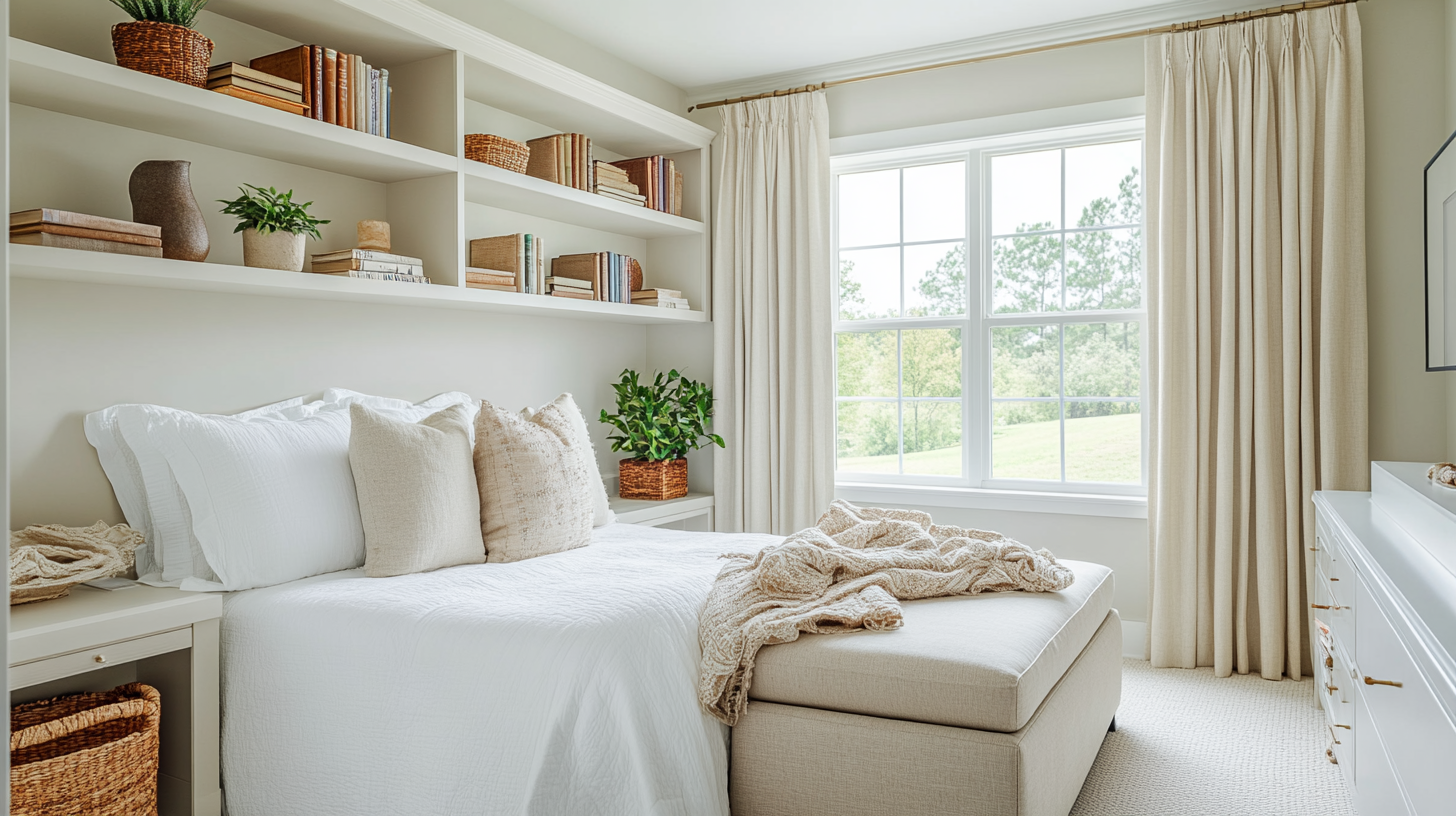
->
[
  {"left": 619, "top": 457, "right": 688, "bottom": 501},
  {"left": 11, "top": 684, "right": 161, "bottom": 816},
  {"left": 112, "top": 22, "right": 214, "bottom": 88},
  {"left": 465, "top": 134, "right": 530, "bottom": 174}
]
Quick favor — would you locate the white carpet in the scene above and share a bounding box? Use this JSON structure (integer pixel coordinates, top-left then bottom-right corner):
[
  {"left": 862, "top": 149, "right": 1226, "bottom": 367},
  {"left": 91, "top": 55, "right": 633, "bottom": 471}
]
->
[{"left": 1070, "top": 659, "right": 1358, "bottom": 815}]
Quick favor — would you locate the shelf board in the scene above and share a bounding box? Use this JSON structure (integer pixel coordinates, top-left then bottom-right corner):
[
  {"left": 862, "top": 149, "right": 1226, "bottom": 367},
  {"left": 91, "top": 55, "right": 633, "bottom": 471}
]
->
[
  {"left": 609, "top": 493, "right": 714, "bottom": 526},
  {"left": 9, "top": 244, "right": 708, "bottom": 326},
  {"left": 463, "top": 162, "right": 704, "bottom": 239},
  {"left": 8, "top": 38, "right": 458, "bottom": 184}
]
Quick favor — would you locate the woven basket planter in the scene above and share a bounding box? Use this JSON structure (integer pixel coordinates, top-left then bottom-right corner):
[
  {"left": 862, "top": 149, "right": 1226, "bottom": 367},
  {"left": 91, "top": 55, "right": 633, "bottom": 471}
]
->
[
  {"left": 619, "top": 457, "right": 688, "bottom": 501},
  {"left": 465, "top": 134, "right": 530, "bottom": 174},
  {"left": 11, "top": 683, "right": 161, "bottom": 816},
  {"left": 112, "top": 22, "right": 214, "bottom": 88}
]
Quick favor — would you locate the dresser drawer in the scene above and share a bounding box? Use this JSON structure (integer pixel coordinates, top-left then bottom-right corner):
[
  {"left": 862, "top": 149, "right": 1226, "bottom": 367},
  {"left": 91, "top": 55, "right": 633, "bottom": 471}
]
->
[
  {"left": 1355, "top": 578, "right": 1456, "bottom": 815},
  {"left": 9, "top": 626, "right": 192, "bottom": 689},
  {"left": 1313, "top": 565, "right": 1354, "bottom": 657}
]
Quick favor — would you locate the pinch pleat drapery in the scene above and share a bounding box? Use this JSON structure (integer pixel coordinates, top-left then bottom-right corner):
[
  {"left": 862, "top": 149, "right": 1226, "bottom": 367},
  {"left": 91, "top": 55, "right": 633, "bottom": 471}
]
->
[
  {"left": 712, "top": 92, "right": 835, "bottom": 535},
  {"left": 1145, "top": 5, "right": 1368, "bottom": 681}
]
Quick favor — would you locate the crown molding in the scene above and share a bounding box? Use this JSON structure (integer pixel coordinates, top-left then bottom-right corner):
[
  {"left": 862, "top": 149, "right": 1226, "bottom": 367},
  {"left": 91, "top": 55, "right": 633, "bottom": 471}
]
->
[{"left": 685, "top": 0, "right": 1255, "bottom": 105}]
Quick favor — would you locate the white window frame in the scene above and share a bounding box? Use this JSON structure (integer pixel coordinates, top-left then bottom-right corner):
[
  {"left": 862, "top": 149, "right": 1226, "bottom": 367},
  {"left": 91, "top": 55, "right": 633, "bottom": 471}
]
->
[{"left": 832, "top": 118, "right": 1148, "bottom": 506}]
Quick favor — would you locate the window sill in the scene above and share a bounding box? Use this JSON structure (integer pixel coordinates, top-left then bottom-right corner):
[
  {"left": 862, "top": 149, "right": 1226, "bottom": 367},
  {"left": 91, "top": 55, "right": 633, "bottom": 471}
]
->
[{"left": 835, "top": 482, "right": 1148, "bottom": 519}]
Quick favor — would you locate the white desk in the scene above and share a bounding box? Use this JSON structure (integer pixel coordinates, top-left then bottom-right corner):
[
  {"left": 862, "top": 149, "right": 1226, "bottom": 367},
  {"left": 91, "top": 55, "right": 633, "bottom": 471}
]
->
[{"left": 9, "top": 584, "right": 223, "bottom": 816}]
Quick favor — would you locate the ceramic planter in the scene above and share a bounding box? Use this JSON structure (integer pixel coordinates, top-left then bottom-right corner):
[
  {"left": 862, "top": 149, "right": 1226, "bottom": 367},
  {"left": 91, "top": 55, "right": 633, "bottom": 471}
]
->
[
  {"left": 242, "top": 229, "right": 307, "bottom": 272},
  {"left": 618, "top": 457, "right": 688, "bottom": 501}
]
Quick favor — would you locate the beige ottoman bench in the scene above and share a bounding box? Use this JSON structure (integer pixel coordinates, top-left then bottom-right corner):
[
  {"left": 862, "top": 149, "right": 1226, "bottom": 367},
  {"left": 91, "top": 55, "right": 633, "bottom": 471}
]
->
[{"left": 729, "top": 560, "right": 1121, "bottom": 816}]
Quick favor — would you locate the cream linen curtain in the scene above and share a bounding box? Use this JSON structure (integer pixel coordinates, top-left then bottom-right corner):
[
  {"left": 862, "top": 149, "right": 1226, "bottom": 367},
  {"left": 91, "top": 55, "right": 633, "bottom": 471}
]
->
[
  {"left": 712, "top": 92, "right": 835, "bottom": 535},
  {"left": 1145, "top": 4, "right": 1368, "bottom": 680}
]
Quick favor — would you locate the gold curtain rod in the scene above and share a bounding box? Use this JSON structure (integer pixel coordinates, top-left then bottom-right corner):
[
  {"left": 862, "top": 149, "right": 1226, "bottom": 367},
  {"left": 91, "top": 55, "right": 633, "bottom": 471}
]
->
[{"left": 687, "top": 0, "right": 1361, "bottom": 112}]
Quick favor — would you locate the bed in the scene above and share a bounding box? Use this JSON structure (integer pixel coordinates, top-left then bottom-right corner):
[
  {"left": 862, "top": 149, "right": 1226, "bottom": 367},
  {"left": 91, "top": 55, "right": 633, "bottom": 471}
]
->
[{"left": 219, "top": 522, "right": 777, "bottom": 816}]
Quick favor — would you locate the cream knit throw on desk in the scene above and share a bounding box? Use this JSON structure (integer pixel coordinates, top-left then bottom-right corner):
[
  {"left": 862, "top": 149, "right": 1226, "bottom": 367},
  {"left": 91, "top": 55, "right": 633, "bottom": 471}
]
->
[{"left": 698, "top": 500, "right": 1075, "bottom": 725}]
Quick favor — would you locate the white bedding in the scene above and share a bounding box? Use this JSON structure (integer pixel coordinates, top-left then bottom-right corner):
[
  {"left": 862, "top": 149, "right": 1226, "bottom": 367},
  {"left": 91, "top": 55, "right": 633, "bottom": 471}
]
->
[{"left": 221, "top": 523, "right": 777, "bottom": 816}]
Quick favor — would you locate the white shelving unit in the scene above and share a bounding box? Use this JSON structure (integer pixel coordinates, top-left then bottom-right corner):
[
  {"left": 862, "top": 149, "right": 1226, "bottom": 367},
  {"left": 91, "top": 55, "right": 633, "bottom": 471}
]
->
[{"left": 7, "top": 0, "right": 716, "bottom": 321}]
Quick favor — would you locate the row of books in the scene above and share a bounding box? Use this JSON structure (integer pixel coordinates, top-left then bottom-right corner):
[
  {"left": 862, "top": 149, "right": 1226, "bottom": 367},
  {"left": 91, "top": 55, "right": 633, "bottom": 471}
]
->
[
  {"left": 519, "top": 134, "right": 683, "bottom": 218},
  {"left": 308, "top": 249, "right": 429, "bottom": 284},
  {"left": 608, "top": 156, "right": 683, "bottom": 216},
  {"left": 468, "top": 233, "right": 546, "bottom": 294},
  {"left": 551, "top": 252, "right": 638, "bottom": 303},
  {"left": 525, "top": 134, "right": 593, "bottom": 192},
  {"left": 593, "top": 162, "right": 646, "bottom": 207},
  {"left": 250, "top": 46, "right": 391, "bottom": 138},
  {"left": 207, "top": 63, "right": 308, "bottom": 115},
  {"left": 9, "top": 208, "right": 162, "bottom": 257}
]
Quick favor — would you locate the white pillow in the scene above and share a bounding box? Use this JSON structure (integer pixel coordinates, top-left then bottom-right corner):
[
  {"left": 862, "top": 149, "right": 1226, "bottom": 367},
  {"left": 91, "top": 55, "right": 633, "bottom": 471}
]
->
[{"left": 520, "top": 394, "right": 615, "bottom": 527}]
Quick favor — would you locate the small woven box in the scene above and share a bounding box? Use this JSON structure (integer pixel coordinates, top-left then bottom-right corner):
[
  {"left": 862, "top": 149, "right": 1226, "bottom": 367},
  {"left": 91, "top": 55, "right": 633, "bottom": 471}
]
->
[{"left": 465, "top": 134, "right": 530, "bottom": 174}]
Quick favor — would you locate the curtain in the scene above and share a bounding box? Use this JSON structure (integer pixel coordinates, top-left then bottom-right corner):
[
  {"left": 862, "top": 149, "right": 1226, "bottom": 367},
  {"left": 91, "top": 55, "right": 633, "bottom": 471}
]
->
[
  {"left": 712, "top": 91, "right": 835, "bottom": 535},
  {"left": 1145, "top": 4, "right": 1368, "bottom": 680}
]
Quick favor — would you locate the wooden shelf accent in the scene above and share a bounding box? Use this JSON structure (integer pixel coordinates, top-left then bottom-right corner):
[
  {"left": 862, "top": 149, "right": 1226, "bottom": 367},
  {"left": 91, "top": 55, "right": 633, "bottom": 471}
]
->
[
  {"left": 8, "top": 38, "right": 458, "bottom": 184},
  {"left": 463, "top": 161, "right": 704, "bottom": 239},
  {"left": 10, "top": 244, "right": 708, "bottom": 326}
]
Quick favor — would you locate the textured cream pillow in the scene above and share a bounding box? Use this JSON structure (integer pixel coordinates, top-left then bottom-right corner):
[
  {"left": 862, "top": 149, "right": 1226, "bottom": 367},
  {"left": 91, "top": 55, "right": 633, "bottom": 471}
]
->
[
  {"left": 520, "top": 394, "right": 615, "bottom": 527},
  {"left": 349, "top": 403, "right": 486, "bottom": 577},
  {"left": 474, "top": 399, "right": 594, "bottom": 563}
]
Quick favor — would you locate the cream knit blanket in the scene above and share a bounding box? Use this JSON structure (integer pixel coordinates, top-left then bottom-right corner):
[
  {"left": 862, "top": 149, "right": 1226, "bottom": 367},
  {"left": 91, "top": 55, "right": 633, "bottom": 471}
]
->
[{"left": 697, "top": 500, "right": 1075, "bottom": 725}]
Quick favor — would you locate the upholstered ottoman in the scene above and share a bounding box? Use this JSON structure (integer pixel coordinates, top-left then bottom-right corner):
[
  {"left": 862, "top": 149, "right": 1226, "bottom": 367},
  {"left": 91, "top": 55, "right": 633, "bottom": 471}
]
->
[{"left": 729, "top": 560, "right": 1120, "bottom": 816}]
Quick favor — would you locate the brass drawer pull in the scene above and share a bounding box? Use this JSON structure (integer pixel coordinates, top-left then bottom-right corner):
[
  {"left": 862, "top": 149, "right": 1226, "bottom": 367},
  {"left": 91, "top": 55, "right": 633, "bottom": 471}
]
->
[
  {"left": 1326, "top": 747, "right": 1339, "bottom": 765},
  {"left": 1325, "top": 656, "right": 1333, "bottom": 669},
  {"left": 1364, "top": 676, "right": 1403, "bottom": 688},
  {"left": 93, "top": 654, "right": 107, "bottom": 665},
  {"left": 1328, "top": 725, "right": 1341, "bottom": 744},
  {"left": 1311, "top": 603, "right": 1342, "bottom": 610},
  {"left": 1325, "top": 683, "right": 1339, "bottom": 694},
  {"left": 1334, "top": 724, "right": 1351, "bottom": 729},
  {"left": 1329, "top": 577, "right": 1340, "bottom": 581}
]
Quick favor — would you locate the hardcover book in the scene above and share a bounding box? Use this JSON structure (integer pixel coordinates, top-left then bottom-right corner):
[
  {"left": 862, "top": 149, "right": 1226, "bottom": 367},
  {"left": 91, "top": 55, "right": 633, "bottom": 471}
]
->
[
  {"left": 207, "top": 63, "right": 303, "bottom": 93},
  {"left": 211, "top": 85, "right": 308, "bottom": 114},
  {"left": 10, "top": 232, "right": 163, "bottom": 257},
  {"left": 11, "top": 223, "right": 163, "bottom": 247},
  {"left": 312, "top": 248, "right": 424, "bottom": 265},
  {"left": 11, "top": 209, "right": 161, "bottom": 238},
  {"left": 249, "top": 46, "right": 313, "bottom": 116},
  {"left": 208, "top": 75, "right": 305, "bottom": 104}
]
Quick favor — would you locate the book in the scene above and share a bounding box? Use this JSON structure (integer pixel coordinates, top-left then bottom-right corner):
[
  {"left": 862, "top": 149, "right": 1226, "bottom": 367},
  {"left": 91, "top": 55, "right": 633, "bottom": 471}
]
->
[
  {"left": 320, "top": 269, "right": 431, "bottom": 284},
  {"left": 466, "top": 282, "right": 518, "bottom": 292},
  {"left": 210, "top": 86, "right": 308, "bottom": 115},
  {"left": 311, "top": 46, "right": 324, "bottom": 120},
  {"left": 636, "top": 298, "right": 690, "bottom": 308},
  {"left": 525, "top": 136, "right": 559, "bottom": 184},
  {"left": 338, "top": 54, "right": 351, "bottom": 130},
  {"left": 673, "top": 170, "right": 683, "bottom": 217},
  {"left": 466, "top": 268, "right": 517, "bottom": 287},
  {"left": 550, "top": 253, "right": 602, "bottom": 297},
  {"left": 550, "top": 289, "right": 595, "bottom": 300},
  {"left": 595, "top": 176, "right": 639, "bottom": 194},
  {"left": 207, "top": 75, "right": 305, "bottom": 104},
  {"left": 597, "top": 189, "right": 646, "bottom": 207},
  {"left": 11, "top": 209, "right": 161, "bottom": 238},
  {"left": 545, "top": 276, "right": 593, "bottom": 290},
  {"left": 323, "top": 49, "right": 338, "bottom": 124},
  {"left": 250, "top": 46, "right": 313, "bottom": 118},
  {"left": 469, "top": 234, "right": 523, "bottom": 278},
  {"left": 631, "top": 288, "right": 683, "bottom": 300},
  {"left": 311, "top": 259, "right": 425, "bottom": 275},
  {"left": 609, "top": 157, "right": 686, "bottom": 215},
  {"left": 208, "top": 63, "right": 303, "bottom": 93},
  {"left": 311, "top": 248, "right": 424, "bottom": 265},
  {"left": 11, "top": 223, "right": 163, "bottom": 248},
  {"left": 11, "top": 231, "right": 163, "bottom": 257},
  {"left": 380, "top": 69, "right": 390, "bottom": 139}
]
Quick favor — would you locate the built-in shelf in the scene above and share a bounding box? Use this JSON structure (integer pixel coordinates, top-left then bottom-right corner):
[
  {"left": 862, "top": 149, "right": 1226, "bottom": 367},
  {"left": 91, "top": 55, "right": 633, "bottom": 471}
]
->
[
  {"left": 463, "top": 161, "right": 704, "bottom": 239},
  {"left": 7, "top": 38, "right": 458, "bottom": 184},
  {"left": 9, "top": 244, "right": 708, "bottom": 326},
  {"left": 609, "top": 492, "right": 715, "bottom": 527}
]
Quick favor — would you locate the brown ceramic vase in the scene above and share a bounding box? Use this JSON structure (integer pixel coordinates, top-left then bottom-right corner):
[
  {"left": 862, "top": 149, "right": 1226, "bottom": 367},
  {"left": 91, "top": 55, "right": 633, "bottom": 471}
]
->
[{"left": 129, "top": 160, "right": 209, "bottom": 262}]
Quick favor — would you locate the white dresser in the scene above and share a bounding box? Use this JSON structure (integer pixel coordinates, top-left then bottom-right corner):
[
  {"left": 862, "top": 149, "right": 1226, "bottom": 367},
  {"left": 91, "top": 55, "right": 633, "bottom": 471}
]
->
[{"left": 1312, "top": 462, "right": 1456, "bottom": 816}]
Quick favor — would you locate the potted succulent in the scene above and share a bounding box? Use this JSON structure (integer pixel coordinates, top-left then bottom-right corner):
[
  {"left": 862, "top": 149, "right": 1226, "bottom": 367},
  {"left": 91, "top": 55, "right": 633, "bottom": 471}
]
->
[
  {"left": 218, "top": 185, "right": 330, "bottom": 272},
  {"left": 109, "top": 1, "right": 214, "bottom": 88},
  {"left": 600, "top": 369, "right": 724, "bottom": 501}
]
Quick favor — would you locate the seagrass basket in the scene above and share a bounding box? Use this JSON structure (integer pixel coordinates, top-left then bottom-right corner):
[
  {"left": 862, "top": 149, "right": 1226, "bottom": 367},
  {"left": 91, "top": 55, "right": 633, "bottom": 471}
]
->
[
  {"left": 11, "top": 683, "right": 161, "bottom": 816},
  {"left": 465, "top": 134, "right": 530, "bottom": 174},
  {"left": 619, "top": 457, "right": 688, "bottom": 501},
  {"left": 112, "top": 21, "right": 214, "bottom": 88}
]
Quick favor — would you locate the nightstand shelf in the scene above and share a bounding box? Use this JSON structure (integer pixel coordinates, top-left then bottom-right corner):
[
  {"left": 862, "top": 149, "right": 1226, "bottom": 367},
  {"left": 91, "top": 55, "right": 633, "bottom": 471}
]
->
[{"left": 609, "top": 492, "right": 714, "bottom": 528}]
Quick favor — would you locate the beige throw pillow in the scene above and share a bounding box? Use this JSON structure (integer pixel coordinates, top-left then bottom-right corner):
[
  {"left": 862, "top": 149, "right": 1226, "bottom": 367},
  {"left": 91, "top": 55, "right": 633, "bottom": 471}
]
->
[
  {"left": 520, "top": 394, "right": 615, "bottom": 527},
  {"left": 348, "top": 403, "right": 486, "bottom": 577},
  {"left": 474, "top": 399, "right": 594, "bottom": 563}
]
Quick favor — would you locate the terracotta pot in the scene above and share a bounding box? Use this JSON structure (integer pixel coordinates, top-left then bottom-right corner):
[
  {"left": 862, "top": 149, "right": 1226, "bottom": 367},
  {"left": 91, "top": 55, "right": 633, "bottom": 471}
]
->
[
  {"left": 128, "top": 160, "right": 209, "bottom": 262},
  {"left": 242, "top": 229, "right": 307, "bottom": 272},
  {"left": 619, "top": 457, "right": 688, "bottom": 501},
  {"left": 111, "top": 21, "right": 214, "bottom": 88}
]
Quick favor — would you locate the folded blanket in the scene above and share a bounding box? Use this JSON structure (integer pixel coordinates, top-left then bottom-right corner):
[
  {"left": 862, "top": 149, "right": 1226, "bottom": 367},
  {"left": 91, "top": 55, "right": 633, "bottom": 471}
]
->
[{"left": 697, "top": 500, "right": 1075, "bottom": 725}]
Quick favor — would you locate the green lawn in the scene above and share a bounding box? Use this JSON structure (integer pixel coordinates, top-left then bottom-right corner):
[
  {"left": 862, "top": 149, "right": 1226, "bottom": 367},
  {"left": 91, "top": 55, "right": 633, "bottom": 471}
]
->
[{"left": 837, "top": 412, "right": 1142, "bottom": 484}]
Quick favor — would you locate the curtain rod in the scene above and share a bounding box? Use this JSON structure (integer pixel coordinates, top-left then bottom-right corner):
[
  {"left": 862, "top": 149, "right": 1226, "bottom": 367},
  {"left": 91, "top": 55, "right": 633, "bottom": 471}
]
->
[{"left": 687, "top": 0, "right": 1361, "bottom": 113}]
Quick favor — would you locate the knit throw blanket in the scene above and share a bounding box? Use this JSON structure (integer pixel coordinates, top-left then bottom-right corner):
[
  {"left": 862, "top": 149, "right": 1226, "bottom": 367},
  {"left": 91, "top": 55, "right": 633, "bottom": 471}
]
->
[{"left": 697, "top": 500, "right": 1075, "bottom": 725}]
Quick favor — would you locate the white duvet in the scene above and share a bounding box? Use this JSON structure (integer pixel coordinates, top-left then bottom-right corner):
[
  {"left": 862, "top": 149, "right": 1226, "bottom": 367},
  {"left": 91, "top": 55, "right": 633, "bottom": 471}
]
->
[{"left": 221, "top": 523, "right": 777, "bottom": 816}]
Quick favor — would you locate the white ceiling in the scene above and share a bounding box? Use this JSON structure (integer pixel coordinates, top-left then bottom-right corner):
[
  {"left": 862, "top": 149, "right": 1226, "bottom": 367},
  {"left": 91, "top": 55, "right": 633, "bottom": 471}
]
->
[{"left": 497, "top": 0, "right": 1221, "bottom": 93}]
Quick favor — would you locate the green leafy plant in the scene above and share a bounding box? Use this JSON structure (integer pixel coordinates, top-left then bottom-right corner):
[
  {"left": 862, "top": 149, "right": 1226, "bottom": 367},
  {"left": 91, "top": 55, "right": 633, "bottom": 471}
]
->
[
  {"left": 109, "top": 0, "right": 209, "bottom": 28},
  {"left": 600, "top": 369, "right": 725, "bottom": 462},
  {"left": 218, "top": 185, "right": 330, "bottom": 239}
]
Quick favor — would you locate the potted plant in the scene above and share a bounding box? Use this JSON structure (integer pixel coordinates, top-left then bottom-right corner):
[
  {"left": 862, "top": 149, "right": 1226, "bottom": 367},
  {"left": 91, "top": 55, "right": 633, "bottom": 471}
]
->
[
  {"left": 600, "top": 369, "right": 724, "bottom": 501},
  {"left": 109, "top": 1, "right": 214, "bottom": 88},
  {"left": 218, "top": 185, "right": 330, "bottom": 272}
]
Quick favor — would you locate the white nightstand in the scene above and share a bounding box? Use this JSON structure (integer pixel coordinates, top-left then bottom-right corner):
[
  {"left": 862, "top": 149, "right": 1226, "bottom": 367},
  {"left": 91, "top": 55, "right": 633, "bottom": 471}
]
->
[
  {"left": 610, "top": 492, "right": 715, "bottom": 529},
  {"left": 9, "top": 584, "right": 223, "bottom": 816}
]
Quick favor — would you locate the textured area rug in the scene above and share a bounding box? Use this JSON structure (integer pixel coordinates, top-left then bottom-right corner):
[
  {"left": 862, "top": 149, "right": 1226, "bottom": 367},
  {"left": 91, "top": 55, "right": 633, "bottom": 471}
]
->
[{"left": 1071, "top": 659, "right": 1357, "bottom": 815}]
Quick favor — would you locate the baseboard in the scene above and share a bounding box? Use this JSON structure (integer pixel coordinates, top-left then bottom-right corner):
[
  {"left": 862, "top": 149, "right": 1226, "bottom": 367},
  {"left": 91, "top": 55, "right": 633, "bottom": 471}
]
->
[{"left": 1121, "top": 620, "right": 1148, "bottom": 659}]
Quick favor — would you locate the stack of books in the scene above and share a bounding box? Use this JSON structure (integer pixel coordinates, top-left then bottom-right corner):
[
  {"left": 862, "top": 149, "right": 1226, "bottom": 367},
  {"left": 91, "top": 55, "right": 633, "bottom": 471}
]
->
[
  {"left": 609, "top": 157, "right": 684, "bottom": 216},
  {"left": 207, "top": 63, "right": 307, "bottom": 115},
  {"left": 469, "top": 233, "right": 545, "bottom": 294},
  {"left": 525, "top": 134, "right": 593, "bottom": 191},
  {"left": 545, "top": 276, "right": 594, "bottom": 300},
  {"left": 10, "top": 209, "right": 162, "bottom": 258},
  {"left": 550, "top": 252, "right": 639, "bottom": 303},
  {"left": 309, "top": 249, "right": 428, "bottom": 284},
  {"left": 250, "top": 46, "right": 392, "bottom": 138},
  {"left": 593, "top": 162, "right": 646, "bottom": 207},
  {"left": 631, "top": 288, "right": 689, "bottom": 309}
]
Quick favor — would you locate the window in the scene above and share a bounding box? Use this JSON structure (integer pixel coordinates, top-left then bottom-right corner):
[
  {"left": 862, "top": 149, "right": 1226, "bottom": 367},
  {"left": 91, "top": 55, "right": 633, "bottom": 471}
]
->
[{"left": 834, "top": 125, "right": 1146, "bottom": 494}]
